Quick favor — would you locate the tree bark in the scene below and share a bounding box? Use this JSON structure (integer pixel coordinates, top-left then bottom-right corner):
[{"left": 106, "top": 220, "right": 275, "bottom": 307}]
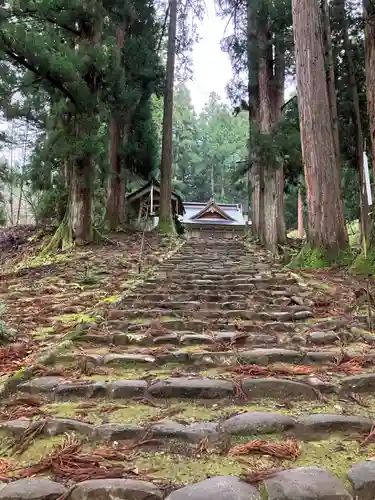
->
[
  {"left": 339, "top": 0, "right": 368, "bottom": 245},
  {"left": 364, "top": 1, "right": 375, "bottom": 207},
  {"left": 297, "top": 186, "right": 304, "bottom": 238},
  {"left": 247, "top": 0, "right": 263, "bottom": 242},
  {"left": 321, "top": 0, "right": 341, "bottom": 172},
  {"left": 292, "top": 0, "right": 348, "bottom": 258},
  {"left": 67, "top": 154, "right": 93, "bottom": 245},
  {"left": 107, "top": 25, "right": 126, "bottom": 230},
  {"left": 159, "top": 0, "right": 177, "bottom": 233},
  {"left": 258, "top": 24, "right": 286, "bottom": 251}
]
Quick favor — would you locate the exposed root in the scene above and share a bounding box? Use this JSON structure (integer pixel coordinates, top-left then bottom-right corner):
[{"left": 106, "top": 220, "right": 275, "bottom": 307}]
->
[
  {"left": 40, "top": 219, "right": 73, "bottom": 256},
  {"left": 229, "top": 439, "right": 301, "bottom": 459},
  {"left": 93, "top": 228, "right": 117, "bottom": 246}
]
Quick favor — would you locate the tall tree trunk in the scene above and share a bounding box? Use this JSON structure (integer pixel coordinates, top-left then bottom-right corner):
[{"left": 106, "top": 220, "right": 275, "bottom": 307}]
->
[
  {"left": 258, "top": 25, "right": 278, "bottom": 251},
  {"left": 292, "top": 0, "right": 348, "bottom": 261},
  {"left": 107, "top": 25, "right": 126, "bottom": 230},
  {"left": 258, "top": 26, "right": 286, "bottom": 251},
  {"left": 351, "top": 0, "right": 375, "bottom": 272},
  {"left": 159, "top": 0, "right": 177, "bottom": 233},
  {"left": 339, "top": 0, "right": 368, "bottom": 246},
  {"left": 364, "top": 2, "right": 375, "bottom": 187},
  {"left": 321, "top": 0, "right": 341, "bottom": 171},
  {"left": 247, "top": 0, "right": 263, "bottom": 242}
]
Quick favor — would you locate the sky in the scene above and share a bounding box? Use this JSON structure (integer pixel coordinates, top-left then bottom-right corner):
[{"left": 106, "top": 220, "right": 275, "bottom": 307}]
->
[{"left": 187, "top": 0, "right": 233, "bottom": 112}]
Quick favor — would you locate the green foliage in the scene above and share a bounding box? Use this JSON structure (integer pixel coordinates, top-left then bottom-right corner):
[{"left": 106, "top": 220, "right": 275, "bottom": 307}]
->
[
  {"left": 290, "top": 245, "right": 352, "bottom": 269},
  {"left": 158, "top": 85, "right": 249, "bottom": 204},
  {"left": 351, "top": 250, "right": 375, "bottom": 275}
]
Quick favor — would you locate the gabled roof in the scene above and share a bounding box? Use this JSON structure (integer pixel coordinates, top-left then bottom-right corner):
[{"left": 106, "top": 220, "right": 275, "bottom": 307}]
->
[
  {"left": 183, "top": 200, "right": 245, "bottom": 226},
  {"left": 126, "top": 178, "right": 184, "bottom": 215},
  {"left": 191, "top": 200, "right": 236, "bottom": 222}
]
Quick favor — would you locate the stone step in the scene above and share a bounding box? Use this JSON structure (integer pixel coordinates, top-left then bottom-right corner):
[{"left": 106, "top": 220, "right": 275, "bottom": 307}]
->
[
  {"left": 145, "top": 277, "right": 297, "bottom": 286},
  {"left": 104, "top": 308, "right": 313, "bottom": 322},
  {"left": 15, "top": 371, "right": 375, "bottom": 401},
  {"left": 1, "top": 411, "right": 374, "bottom": 444},
  {"left": 142, "top": 283, "right": 300, "bottom": 292},
  {"left": 119, "top": 297, "right": 310, "bottom": 310},
  {"left": 52, "top": 346, "right": 375, "bottom": 373}
]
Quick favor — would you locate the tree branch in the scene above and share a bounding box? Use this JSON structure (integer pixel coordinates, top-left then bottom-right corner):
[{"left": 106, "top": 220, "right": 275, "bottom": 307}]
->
[{"left": 0, "top": 36, "right": 79, "bottom": 107}]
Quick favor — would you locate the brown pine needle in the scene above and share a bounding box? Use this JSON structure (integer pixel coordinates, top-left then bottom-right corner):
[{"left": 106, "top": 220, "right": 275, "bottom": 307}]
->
[
  {"left": 243, "top": 467, "right": 285, "bottom": 485},
  {"left": 233, "top": 364, "right": 316, "bottom": 377},
  {"left": 361, "top": 423, "right": 375, "bottom": 446},
  {"left": 229, "top": 439, "right": 301, "bottom": 459}
]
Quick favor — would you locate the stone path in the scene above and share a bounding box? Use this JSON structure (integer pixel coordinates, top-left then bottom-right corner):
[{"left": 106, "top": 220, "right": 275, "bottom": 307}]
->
[{"left": 2, "top": 238, "right": 375, "bottom": 499}]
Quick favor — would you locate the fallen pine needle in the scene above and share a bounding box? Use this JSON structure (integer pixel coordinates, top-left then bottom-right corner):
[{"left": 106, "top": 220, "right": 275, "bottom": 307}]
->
[
  {"left": 12, "top": 435, "right": 145, "bottom": 482},
  {"left": 333, "top": 357, "right": 368, "bottom": 374},
  {"left": 229, "top": 439, "right": 301, "bottom": 459},
  {"left": 361, "top": 423, "right": 375, "bottom": 446},
  {"left": 233, "top": 364, "right": 316, "bottom": 377},
  {"left": 243, "top": 467, "right": 285, "bottom": 485}
]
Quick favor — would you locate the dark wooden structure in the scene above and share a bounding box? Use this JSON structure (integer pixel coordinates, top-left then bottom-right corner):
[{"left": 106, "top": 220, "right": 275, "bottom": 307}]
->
[{"left": 126, "top": 179, "right": 184, "bottom": 223}]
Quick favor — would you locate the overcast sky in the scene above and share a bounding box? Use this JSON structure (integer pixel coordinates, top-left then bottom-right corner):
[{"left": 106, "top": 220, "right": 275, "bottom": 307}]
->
[{"left": 187, "top": 0, "right": 233, "bottom": 111}]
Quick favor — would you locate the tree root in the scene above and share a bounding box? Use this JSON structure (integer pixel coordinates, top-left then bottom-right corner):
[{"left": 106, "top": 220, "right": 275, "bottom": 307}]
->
[
  {"left": 39, "top": 219, "right": 73, "bottom": 256},
  {"left": 93, "top": 227, "right": 117, "bottom": 245}
]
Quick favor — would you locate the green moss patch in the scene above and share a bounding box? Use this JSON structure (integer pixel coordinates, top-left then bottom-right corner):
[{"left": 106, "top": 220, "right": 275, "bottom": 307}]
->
[
  {"left": 290, "top": 245, "right": 352, "bottom": 269},
  {"left": 136, "top": 452, "right": 248, "bottom": 483},
  {"left": 291, "top": 437, "right": 375, "bottom": 483},
  {"left": 351, "top": 248, "right": 375, "bottom": 275},
  {"left": 52, "top": 313, "right": 98, "bottom": 325}
]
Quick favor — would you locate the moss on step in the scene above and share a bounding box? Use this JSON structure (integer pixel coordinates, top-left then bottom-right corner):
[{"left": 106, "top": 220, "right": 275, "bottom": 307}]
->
[
  {"left": 52, "top": 313, "right": 98, "bottom": 325},
  {"left": 40, "top": 394, "right": 375, "bottom": 428},
  {"left": 290, "top": 436, "right": 375, "bottom": 485},
  {"left": 98, "top": 295, "right": 122, "bottom": 304},
  {"left": 136, "top": 451, "right": 248, "bottom": 483},
  {"left": 18, "top": 435, "right": 68, "bottom": 466},
  {"left": 31, "top": 326, "right": 56, "bottom": 340}
]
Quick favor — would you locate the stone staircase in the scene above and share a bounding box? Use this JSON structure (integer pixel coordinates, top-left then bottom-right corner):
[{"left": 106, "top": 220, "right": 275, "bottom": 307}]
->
[{"left": 2, "top": 238, "right": 375, "bottom": 499}]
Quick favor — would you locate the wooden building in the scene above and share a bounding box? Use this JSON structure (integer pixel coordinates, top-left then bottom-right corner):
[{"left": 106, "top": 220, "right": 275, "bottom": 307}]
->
[
  {"left": 183, "top": 199, "right": 246, "bottom": 238},
  {"left": 126, "top": 179, "right": 184, "bottom": 227}
]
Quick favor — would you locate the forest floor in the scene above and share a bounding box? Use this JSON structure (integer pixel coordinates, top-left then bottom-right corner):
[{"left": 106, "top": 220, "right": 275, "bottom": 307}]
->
[{"left": 0, "top": 226, "right": 375, "bottom": 499}]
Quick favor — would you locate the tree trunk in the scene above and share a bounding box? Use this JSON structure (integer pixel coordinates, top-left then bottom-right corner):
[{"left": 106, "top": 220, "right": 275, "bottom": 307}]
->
[
  {"left": 339, "top": 0, "right": 368, "bottom": 246},
  {"left": 247, "top": 0, "right": 263, "bottom": 242},
  {"left": 259, "top": 33, "right": 278, "bottom": 251},
  {"left": 321, "top": 0, "right": 341, "bottom": 172},
  {"left": 159, "top": 0, "right": 177, "bottom": 233},
  {"left": 351, "top": 1, "right": 375, "bottom": 272},
  {"left": 292, "top": 0, "right": 348, "bottom": 261},
  {"left": 297, "top": 186, "right": 304, "bottom": 238},
  {"left": 258, "top": 26, "right": 286, "bottom": 251},
  {"left": 67, "top": 155, "right": 93, "bottom": 245},
  {"left": 107, "top": 25, "right": 126, "bottom": 230}
]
